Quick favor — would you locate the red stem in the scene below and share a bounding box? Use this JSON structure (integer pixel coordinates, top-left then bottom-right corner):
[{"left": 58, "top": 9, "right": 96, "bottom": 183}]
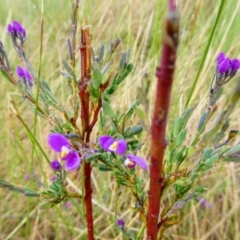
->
[
  {"left": 147, "top": 1, "right": 180, "bottom": 239},
  {"left": 79, "top": 26, "right": 95, "bottom": 240},
  {"left": 84, "top": 139, "right": 94, "bottom": 240}
]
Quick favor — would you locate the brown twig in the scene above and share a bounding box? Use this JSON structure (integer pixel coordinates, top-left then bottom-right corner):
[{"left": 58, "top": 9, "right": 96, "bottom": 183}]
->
[{"left": 147, "top": 1, "right": 180, "bottom": 239}]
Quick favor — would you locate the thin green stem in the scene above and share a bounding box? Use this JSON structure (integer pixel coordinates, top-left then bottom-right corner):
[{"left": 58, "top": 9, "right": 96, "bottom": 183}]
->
[{"left": 185, "top": 0, "right": 226, "bottom": 107}]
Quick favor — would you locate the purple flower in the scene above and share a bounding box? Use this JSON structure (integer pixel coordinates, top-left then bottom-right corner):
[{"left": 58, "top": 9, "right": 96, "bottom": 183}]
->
[
  {"left": 231, "top": 58, "right": 240, "bottom": 71},
  {"left": 50, "top": 160, "right": 62, "bottom": 171},
  {"left": 99, "top": 135, "right": 148, "bottom": 170},
  {"left": 16, "top": 66, "right": 33, "bottom": 86},
  {"left": 217, "top": 57, "right": 231, "bottom": 73},
  {"left": 50, "top": 176, "right": 57, "bottom": 181},
  {"left": 99, "top": 136, "right": 127, "bottom": 155},
  {"left": 49, "top": 133, "right": 71, "bottom": 153},
  {"left": 197, "top": 197, "right": 212, "bottom": 208},
  {"left": 217, "top": 52, "right": 225, "bottom": 64},
  {"left": 48, "top": 133, "right": 81, "bottom": 171},
  {"left": 65, "top": 201, "right": 71, "bottom": 208},
  {"left": 7, "top": 21, "right": 26, "bottom": 42},
  {"left": 124, "top": 154, "right": 148, "bottom": 170},
  {"left": 25, "top": 174, "right": 30, "bottom": 181},
  {"left": 117, "top": 219, "right": 125, "bottom": 227}
]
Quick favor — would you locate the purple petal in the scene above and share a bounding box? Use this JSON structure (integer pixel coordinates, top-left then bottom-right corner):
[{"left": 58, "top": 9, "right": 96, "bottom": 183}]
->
[
  {"left": 25, "top": 174, "right": 30, "bottom": 181},
  {"left": 217, "top": 57, "right": 231, "bottom": 73},
  {"left": 48, "top": 133, "right": 70, "bottom": 152},
  {"left": 50, "top": 176, "right": 57, "bottom": 181},
  {"left": 197, "top": 197, "right": 212, "bottom": 208},
  {"left": 126, "top": 154, "right": 148, "bottom": 170},
  {"left": 231, "top": 58, "right": 240, "bottom": 71},
  {"left": 7, "top": 24, "right": 14, "bottom": 33},
  {"left": 99, "top": 135, "right": 115, "bottom": 151},
  {"left": 16, "top": 66, "right": 25, "bottom": 78},
  {"left": 117, "top": 219, "right": 125, "bottom": 227},
  {"left": 13, "top": 21, "right": 23, "bottom": 33},
  {"left": 50, "top": 160, "right": 62, "bottom": 171},
  {"left": 65, "top": 151, "right": 81, "bottom": 171},
  {"left": 116, "top": 139, "right": 127, "bottom": 155},
  {"left": 24, "top": 68, "right": 32, "bottom": 81},
  {"left": 216, "top": 52, "right": 225, "bottom": 64},
  {"left": 65, "top": 201, "right": 71, "bottom": 208}
]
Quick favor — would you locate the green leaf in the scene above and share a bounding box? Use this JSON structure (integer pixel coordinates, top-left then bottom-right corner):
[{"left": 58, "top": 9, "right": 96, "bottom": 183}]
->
[
  {"left": 92, "top": 65, "right": 102, "bottom": 89},
  {"left": 1, "top": 70, "right": 15, "bottom": 85},
  {"left": 176, "top": 129, "right": 187, "bottom": 147},
  {"left": 125, "top": 100, "right": 140, "bottom": 120},
  {"left": 0, "top": 180, "right": 15, "bottom": 188},
  {"left": 97, "top": 44, "right": 105, "bottom": 63},
  {"left": 99, "top": 167, "right": 112, "bottom": 171},
  {"left": 105, "top": 84, "right": 117, "bottom": 95},
  {"left": 60, "top": 71, "right": 72, "bottom": 80},
  {"left": 85, "top": 153, "right": 102, "bottom": 162},
  {"left": 39, "top": 201, "right": 55, "bottom": 209},
  {"left": 8, "top": 187, "right": 25, "bottom": 194},
  {"left": 197, "top": 111, "right": 209, "bottom": 131},
  {"left": 102, "top": 99, "right": 115, "bottom": 117},
  {"left": 203, "top": 155, "right": 218, "bottom": 168},
  {"left": 101, "top": 62, "right": 111, "bottom": 75},
  {"left": 89, "top": 83, "right": 100, "bottom": 98},
  {"left": 172, "top": 117, "right": 183, "bottom": 139},
  {"left": 25, "top": 192, "right": 41, "bottom": 197},
  {"left": 126, "top": 125, "right": 143, "bottom": 137},
  {"left": 210, "top": 87, "right": 223, "bottom": 105},
  {"left": 223, "top": 157, "right": 240, "bottom": 162},
  {"left": 62, "top": 60, "right": 74, "bottom": 76},
  {"left": 114, "top": 64, "right": 133, "bottom": 85},
  {"left": 192, "top": 186, "right": 208, "bottom": 196},
  {"left": 23, "top": 187, "right": 39, "bottom": 194},
  {"left": 225, "top": 144, "right": 240, "bottom": 156}
]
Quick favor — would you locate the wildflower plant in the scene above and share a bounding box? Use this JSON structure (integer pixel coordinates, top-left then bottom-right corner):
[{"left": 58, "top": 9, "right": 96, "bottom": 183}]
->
[{"left": 1, "top": 0, "right": 240, "bottom": 239}]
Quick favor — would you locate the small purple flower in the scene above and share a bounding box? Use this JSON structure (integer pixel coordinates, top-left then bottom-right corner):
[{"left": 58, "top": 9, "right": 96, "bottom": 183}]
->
[
  {"left": 65, "top": 201, "right": 71, "bottom": 208},
  {"left": 217, "top": 52, "right": 225, "bottom": 64},
  {"left": 48, "top": 133, "right": 81, "bottom": 171},
  {"left": 49, "top": 133, "right": 71, "bottom": 152},
  {"left": 99, "top": 135, "right": 148, "bottom": 170},
  {"left": 231, "top": 58, "right": 240, "bottom": 71},
  {"left": 197, "top": 197, "right": 212, "bottom": 208},
  {"left": 7, "top": 21, "right": 26, "bottom": 42},
  {"left": 50, "top": 160, "right": 62, "bottom": 171},
  {"left": 16, "top": 66, "right": 33, "bottom": 86},
  {"left": 65, "top": 151, "right": 81, "bottom": 171},
  {"left": 217, "top": 57, "right": 231, "bottom": 73},
  {"left": 99, "top": 136, "right": 127, "bottom": 155},
  {"left": 25, "top": 174, "right": 30, "bottom": 181},
  {"left": 117, "top": 219, "right": 125, "bottom": 227},
  {"left": 50, "top": 176, "right": 57, "bottom": 181},
  {"left": 124, "top": 154, "right": 148, "bottom": 170}
]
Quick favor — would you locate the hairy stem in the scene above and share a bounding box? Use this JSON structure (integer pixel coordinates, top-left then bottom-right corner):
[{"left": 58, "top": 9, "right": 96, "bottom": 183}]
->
[{"left": 147, "top": 1, "right": 180, "bottom": 239}]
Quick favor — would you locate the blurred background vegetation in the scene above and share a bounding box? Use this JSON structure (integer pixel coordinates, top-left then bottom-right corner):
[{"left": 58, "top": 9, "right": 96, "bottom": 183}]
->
[{"left": 0, "top": 0, "right": 240, "bottom": 239}]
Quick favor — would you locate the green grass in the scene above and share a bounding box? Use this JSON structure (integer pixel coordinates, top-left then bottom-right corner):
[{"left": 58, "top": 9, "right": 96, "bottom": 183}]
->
[{"left": 0, "top": 0, "right": 240, "bottom": 239}]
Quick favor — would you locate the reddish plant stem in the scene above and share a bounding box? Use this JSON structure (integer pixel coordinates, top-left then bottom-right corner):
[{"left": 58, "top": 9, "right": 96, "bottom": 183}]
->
[
  {"left": 87, "top": 79, "right": 110, "bottom": 134},
  {"left": 79, "top": 26, "right": 94, "bottom": 240},
  {"left": 147, "top": 1, "right": 180, "bottom": 239}
]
